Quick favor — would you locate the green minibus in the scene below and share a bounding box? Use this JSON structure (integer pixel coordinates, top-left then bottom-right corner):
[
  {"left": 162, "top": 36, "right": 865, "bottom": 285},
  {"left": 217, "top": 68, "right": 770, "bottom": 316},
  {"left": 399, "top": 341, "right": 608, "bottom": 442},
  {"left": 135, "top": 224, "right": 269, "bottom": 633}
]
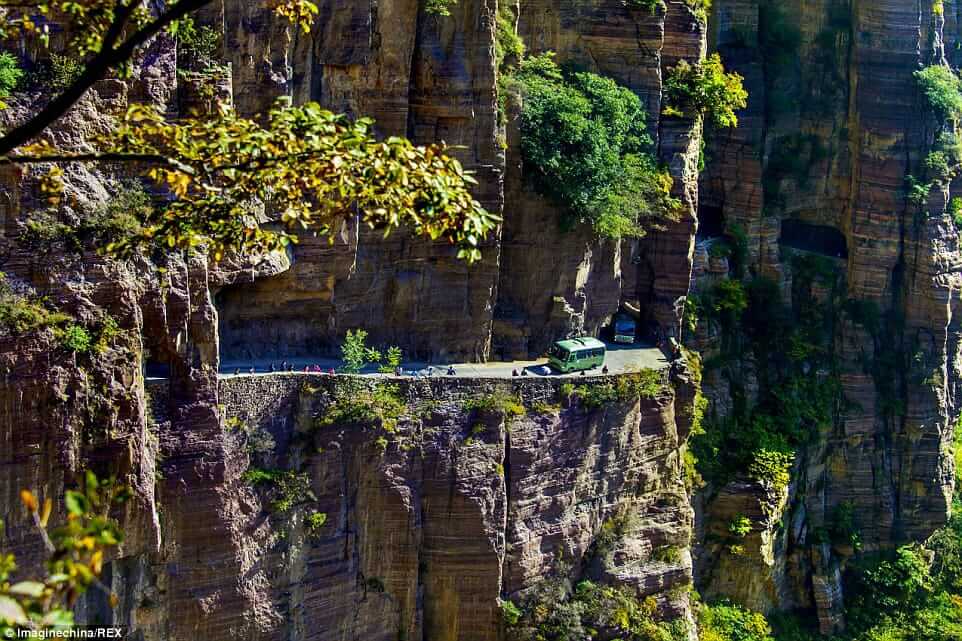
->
[{"left": 547, "top": 337, "right": 606, "bottom": 373}]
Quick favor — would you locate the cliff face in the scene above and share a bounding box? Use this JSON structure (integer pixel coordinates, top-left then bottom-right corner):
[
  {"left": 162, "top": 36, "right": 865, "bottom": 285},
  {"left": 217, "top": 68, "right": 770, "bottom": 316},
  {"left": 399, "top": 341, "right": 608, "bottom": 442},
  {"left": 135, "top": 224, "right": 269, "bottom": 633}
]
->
[
  {"left": 0, "top": 1, "right": 706, "bottom": 638},
  {"left": 126, "top": 371, "right": 694, "bottom": 641},
  {"left": 2, "top": 0, "right": 960, "bottom": 638},
  {"left": 213, "top": 0, "right": 502, "bottom": 363},
  {"left": 692, "top": 0, "right": 962, "bottom": 631},
  {"left": 495, "top": 0, "right": 703, "bottom": 358}
]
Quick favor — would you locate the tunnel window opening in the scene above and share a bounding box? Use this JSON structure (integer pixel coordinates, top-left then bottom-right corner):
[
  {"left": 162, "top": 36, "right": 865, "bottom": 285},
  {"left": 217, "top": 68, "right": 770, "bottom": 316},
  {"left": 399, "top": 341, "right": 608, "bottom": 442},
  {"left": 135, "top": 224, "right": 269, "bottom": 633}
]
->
[
  {"left": 778, "top": 220, "right": 848, "bottom": 258},
  {"left": 697, "top": 204, "right": 726, "bottom": 240},
  {"left": 144, "top": 349, "right": 171, "bottom": 379}
]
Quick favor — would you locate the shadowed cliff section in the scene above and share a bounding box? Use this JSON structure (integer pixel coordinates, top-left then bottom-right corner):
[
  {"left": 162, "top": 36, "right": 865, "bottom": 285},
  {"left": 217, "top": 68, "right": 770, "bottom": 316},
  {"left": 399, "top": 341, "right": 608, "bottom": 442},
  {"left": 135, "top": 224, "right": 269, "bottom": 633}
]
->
[{"left": 693, "top": 0, "right": 962, "bottom": 631}]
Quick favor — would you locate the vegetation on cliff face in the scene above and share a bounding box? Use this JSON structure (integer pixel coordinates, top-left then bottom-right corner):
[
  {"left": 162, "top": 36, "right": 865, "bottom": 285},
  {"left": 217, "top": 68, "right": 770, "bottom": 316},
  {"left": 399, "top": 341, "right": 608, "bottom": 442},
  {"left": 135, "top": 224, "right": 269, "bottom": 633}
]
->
[
  {"left": 688, "top": 254, "right": 844, "bottom": 495},
  {"left": 0, "top": 52, "right": 23, "bottom": 109},
  {"left": 503, "top": 577, "right": 688, "bottom": 641},
  {"left": 908, "top": 64, "right": 962, "bottom": 217},
  {"left": 0, "top": 473, "right": 127, "bottom": 633},
  {"left": 0, "top": 0, "right": 500, "bottom": 262},
  {"left": 510, "top": 53, "right": 680, "bottom": 238},
  {"left": 663, "top": 53, "right": 748, "bottom": 128},
  {"left": 696, "top": 430, "right": 962, "bottom": 641}
]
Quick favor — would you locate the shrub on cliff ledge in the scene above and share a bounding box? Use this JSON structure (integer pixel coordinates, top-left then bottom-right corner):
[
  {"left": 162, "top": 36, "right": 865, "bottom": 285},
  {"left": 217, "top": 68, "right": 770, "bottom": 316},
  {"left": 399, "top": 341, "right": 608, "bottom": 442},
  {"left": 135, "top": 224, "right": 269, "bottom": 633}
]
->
[
  {"left": 697, "top": 601, "right": 773, "bottom": 641},
  {"left": 513, "top": 53, "right": 680, "bottom": 239},
  {"left": 664, "top": 54, "right": 748, "bottom": 128},
  {"left": 0, "top": 52, "right": 23, "bottom": 110},
  {"left": 504, "top": 577, "right": 689, "bottom": 641},
  {"left": 0, "top": 273, "right": 67, "bottom": 336},
  {"left": 915, "top": 65, "right": 962, "bottom": 123}
]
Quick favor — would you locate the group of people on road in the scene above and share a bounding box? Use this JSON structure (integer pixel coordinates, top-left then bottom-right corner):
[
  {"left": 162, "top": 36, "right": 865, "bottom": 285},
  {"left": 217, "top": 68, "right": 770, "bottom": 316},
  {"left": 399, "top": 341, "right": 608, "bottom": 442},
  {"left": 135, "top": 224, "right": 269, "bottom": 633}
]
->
[{"left": 229, "top": 363, "right": 460, "bottom": 377}]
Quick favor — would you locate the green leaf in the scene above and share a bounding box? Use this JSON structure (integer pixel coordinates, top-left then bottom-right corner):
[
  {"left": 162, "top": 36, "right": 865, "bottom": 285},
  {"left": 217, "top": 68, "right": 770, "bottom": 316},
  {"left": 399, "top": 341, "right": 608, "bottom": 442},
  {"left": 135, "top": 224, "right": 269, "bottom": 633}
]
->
[
  {"left": 65, "top": 490, "right": 89, "bottom": 516},
  {"left": 0, "top": 595, "right": 27, "bottom": 625},
  {"left": 8, "top": 581, "right": 45, "bottom": 598}
]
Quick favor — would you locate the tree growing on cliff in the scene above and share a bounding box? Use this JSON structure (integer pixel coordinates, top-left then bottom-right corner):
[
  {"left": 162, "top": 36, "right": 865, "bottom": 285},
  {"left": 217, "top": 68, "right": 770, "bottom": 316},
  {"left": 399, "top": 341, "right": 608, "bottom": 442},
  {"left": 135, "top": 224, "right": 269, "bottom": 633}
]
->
[
  {"left": 0, "top": 0, "right": 499, "bottom": 262},
  {"left": 663, "top": 53, "right": 748, "bottom": 128},
  {"left": 0, "top": 52, "right": 23, "bottom": 110},
  {"left": 512, "top": 53, "right": 680, "bottom": 239}
]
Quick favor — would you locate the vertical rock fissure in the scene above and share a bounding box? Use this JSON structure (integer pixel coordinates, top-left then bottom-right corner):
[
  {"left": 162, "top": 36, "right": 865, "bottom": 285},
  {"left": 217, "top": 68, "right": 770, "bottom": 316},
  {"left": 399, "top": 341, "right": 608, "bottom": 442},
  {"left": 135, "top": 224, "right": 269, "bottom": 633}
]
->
[{"left": 500, "top": 417, "right": 512, "bottom": 600}]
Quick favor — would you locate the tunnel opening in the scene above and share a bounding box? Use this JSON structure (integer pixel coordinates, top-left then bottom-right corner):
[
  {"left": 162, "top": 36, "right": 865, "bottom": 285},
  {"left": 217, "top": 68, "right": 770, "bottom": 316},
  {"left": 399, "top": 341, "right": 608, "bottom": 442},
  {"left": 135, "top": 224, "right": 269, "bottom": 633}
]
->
[
  {"left": 697, "top": 204, "right": 726, "bottom": 240},
  {"left": 143, "top": 352, "right": 171, "bottom": 379},
  {"left": 778, "top": 220, "right": 848, "bottom": 258}
]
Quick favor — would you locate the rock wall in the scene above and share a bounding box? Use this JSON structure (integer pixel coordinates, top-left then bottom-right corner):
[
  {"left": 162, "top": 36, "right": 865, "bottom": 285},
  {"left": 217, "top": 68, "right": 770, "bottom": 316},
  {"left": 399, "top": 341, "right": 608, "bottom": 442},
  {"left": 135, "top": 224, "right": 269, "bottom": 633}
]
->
[
  {"left": 98, "top": 367, "right": 695, "bottom": 641},
  {"left": 494, "top": 0, "right": 703, "bottom": 358},
  {"left": 693, "top": 0, "right": 962, "bottom": 631},
  {"left": 211, "top": 0, "right": 705, "bottom": 363},
  {"left": 214, "top": 0, "right": 503, "bottom": 363}
]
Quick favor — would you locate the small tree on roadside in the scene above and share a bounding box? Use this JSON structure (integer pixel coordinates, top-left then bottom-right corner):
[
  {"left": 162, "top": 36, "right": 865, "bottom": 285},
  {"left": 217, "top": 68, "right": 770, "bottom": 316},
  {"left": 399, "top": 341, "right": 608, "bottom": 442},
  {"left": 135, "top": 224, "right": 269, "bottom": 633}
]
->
[
  {"left": 341, "top": 329, "right": 381, "bottom": 374},
  {"left": 378, "top": 346, "right": 404, "bottom": 374}
]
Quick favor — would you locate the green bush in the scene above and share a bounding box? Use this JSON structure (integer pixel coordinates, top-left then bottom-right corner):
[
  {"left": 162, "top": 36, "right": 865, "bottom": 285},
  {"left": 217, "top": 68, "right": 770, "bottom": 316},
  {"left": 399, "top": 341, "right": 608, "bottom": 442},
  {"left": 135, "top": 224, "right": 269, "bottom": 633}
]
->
[
  {"left": 378, "top": 346, "right": 403, "bottom": 373},
  {"left": 663, "top": 53, "right": 748, "bottom": 128},
  {"left": 0, "top": 273, "right": 68, "bottom": 336},
  {"left": 172, "top": 17, "right": 221, "bottom": 71},
  {"left": 747, "top": 449, "right": 793, "bottom": 491},
  {"left": 684, "top": 0, "right": 712, "bottom": 22},
  {"left": 340, "top": 328, "right": 381, "bottom": 373},
  {"left": 697, "top": 601, "right": 773, "bottom": 641},
  {"left": 915, "top": 65, "right": 962, "bottom": 122},
  {"left": 242, "top": 468, "right": 314, "bottom": 514},
  {"left": 495, "top": 4, "right": 524, "bottom": 72},
  {"left": 305, "top": 511, "right": 327, "bottom": 538},
  {"left": 316, "top": 380, "right": 406, "bottom": 432},
  {"left": 424, "top": 0, "right": 456, "bottom": 16},
  {"left": 951, "top": 197, "right": 962, "bottom": 229},
  {"left": 0, "top": 52, "right": 23, "bottom": 108},
  {"left": 728, "top": 515, "right": 752, "bottom": 538},
  {"left": 58, "top": 324, "right": 92, "bottom": 353},
  {"left": 464, "top": 390, "right": 525, "bottom": 417},
  {"left": 567, "top": 370, "right": 664, "bottom": 409},
  {"left": 505, "top": 578, "right": 688, "bottom": 641},
  {"left": 21, "top": 183, "right": 148, "bottom": 255},
  {"left": 514, "top": 53, "right": 680, "bottom": 238}
]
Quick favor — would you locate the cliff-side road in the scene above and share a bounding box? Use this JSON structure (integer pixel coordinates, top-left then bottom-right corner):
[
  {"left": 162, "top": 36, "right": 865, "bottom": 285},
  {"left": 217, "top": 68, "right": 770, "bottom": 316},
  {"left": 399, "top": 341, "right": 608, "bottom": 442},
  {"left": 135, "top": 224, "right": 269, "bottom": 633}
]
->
[{"left": 213, "top": 342, "right": 669, "bottom": 379}]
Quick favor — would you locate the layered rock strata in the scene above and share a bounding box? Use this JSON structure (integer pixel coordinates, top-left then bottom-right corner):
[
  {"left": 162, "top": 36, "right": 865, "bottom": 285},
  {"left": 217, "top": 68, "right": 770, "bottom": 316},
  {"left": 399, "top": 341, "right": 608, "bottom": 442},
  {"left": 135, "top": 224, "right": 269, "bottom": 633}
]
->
[{"left": 693, "top": 0, "right": 962, "bottom": 631}]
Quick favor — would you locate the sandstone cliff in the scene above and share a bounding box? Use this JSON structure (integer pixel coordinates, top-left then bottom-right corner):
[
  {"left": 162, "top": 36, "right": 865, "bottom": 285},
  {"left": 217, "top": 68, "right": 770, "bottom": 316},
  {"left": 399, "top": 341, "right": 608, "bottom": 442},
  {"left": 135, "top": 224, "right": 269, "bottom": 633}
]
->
[
  {"left": 2, "top": 0, "right": 960, "bottom": 638},
  {"left": 0, "top": 1, "right": 707, "bottom": 638},
  {"left": 692, "top": 0, "right": 962, "bottom": 632}
]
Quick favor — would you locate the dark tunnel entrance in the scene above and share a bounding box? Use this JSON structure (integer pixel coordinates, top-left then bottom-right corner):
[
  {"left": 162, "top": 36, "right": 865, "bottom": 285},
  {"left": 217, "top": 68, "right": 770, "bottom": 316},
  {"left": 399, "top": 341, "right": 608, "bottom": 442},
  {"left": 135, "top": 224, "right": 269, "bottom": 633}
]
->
[
  {"left": 697, "top": 204, "right": 726, "bottom": 240},
  {"left": 778, "top": 220, "right": 848, "bottom": 258}
]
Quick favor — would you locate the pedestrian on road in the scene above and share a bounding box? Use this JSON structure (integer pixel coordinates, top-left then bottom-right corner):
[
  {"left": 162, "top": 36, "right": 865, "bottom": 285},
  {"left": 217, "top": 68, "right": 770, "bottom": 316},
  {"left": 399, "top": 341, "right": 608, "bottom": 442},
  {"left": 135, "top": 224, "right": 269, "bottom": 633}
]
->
[
  {"left": 512, "top": 369, "right": 519, "bottom": 377},
  {"left": 282, "top": 360, "right": 288, "bottom": 370},
  {"left": 447, "top": 366, "right": 456, "bottom": 376},
  {"left": 396, "top": 366, "right": 403, "bottom": 377},
  {"left": 249, "top": 366, "right": 255, "bottom": 374},
  {"left": 602, "top": 365, "right": 609, "bottom": 375},
  {"left": 427, "top": 366, "right": 434, "bottom": 377},
  {"left": 579, "top": 370, "right": 586, "bottom": 376}
]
